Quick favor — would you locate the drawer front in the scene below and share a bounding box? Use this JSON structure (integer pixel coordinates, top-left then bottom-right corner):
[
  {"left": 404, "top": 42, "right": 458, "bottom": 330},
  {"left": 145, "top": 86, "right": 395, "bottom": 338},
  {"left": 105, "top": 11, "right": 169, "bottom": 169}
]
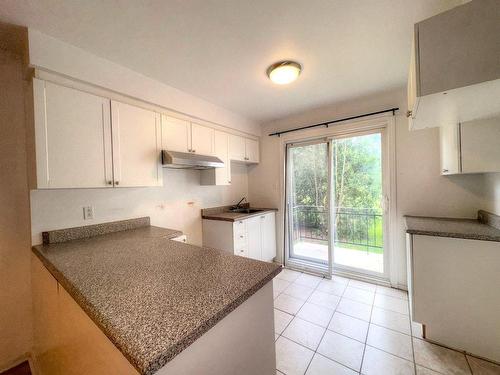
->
[{"left": 234, "top": 246, "right": 248, "bottom": 257}]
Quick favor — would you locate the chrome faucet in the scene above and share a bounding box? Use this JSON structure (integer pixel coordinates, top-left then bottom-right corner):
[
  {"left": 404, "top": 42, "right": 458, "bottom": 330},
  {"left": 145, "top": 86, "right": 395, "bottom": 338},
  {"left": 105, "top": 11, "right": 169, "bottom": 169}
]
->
[{"left": 232, "top": 197, "right": 247, "bottom": 210}]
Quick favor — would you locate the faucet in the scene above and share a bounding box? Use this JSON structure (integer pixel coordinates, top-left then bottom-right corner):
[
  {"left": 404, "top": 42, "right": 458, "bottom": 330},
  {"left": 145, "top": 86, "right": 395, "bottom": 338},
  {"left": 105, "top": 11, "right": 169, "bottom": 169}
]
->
[{"left": 232, "top": 197, "right": 247, "bottom": 210}]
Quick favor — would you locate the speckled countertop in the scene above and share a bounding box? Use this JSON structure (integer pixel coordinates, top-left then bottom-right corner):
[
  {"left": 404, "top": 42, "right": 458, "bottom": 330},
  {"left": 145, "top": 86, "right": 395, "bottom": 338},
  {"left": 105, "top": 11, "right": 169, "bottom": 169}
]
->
[
  {"left": 405, "top": 211, "right": 500, "bottom": 242},
  {"left": 201, "top": 204, "right": 278, "bottom": 222},
  {"left": 32, "top": 225, "right": 281, "bottom": 375}
]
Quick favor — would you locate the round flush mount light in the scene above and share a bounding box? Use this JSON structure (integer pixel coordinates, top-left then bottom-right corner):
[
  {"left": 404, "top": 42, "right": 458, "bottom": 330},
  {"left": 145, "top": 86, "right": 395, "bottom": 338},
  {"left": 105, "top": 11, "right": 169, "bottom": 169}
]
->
[{"left": 267, "top": 60, "right": 302, "bottom": 85}]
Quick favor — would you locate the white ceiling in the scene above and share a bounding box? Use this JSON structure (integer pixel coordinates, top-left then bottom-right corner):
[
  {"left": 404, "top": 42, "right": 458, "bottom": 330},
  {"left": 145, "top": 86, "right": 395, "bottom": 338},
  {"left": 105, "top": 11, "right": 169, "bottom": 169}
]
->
[{"left": 0, "top": 0, "right": 461, "bottom": 123}]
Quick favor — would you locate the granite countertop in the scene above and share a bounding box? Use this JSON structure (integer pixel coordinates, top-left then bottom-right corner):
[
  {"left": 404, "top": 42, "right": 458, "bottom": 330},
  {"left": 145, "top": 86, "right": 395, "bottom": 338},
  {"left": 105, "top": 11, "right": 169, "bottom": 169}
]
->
[
  {"left": 32, "top": 220, "right": 281, "bottom": 375},
  {"left": 405, "top": 211, "right": 500, "bottom": 242},
  {"left": 201, "top": 204, "right": 278, "bottom": 222}
]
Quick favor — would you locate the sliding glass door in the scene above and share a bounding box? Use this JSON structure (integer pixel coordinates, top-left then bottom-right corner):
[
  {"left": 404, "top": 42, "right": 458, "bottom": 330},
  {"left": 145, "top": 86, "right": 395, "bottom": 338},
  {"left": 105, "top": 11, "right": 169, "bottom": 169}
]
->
[{"left": 286, "top": 128, "right": 388, "bottom": 279}]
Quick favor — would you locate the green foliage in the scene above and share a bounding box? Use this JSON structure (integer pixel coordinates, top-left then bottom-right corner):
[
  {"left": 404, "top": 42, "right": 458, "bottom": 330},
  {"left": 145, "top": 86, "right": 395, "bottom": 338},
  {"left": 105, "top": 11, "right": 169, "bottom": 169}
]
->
[{"left": 290, "top": 134, "right": 383, "bottom": 250}]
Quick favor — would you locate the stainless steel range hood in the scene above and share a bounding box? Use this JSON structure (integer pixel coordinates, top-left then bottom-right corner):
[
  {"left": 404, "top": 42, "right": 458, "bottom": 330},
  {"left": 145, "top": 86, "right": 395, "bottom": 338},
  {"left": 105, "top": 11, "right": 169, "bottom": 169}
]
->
[{"left": 161, "top": 150, "right": 224, "bottom": 169}]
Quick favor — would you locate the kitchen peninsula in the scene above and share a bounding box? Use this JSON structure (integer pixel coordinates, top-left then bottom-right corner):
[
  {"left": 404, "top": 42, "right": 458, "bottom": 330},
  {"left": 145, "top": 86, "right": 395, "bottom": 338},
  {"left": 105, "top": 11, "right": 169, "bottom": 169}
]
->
[{"left": 31, "top": 218, "right": 281, "bottom": 375}]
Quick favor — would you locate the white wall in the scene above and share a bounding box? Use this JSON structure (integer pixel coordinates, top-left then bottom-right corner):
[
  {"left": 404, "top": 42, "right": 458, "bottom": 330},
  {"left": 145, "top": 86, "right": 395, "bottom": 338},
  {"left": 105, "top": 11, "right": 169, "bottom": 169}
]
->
[
  {"left": 31, "top": 164, "right": 248, "bottom": 246},
  {"left": 248, "top": 87, "right": 500, "bottom": 288},
  {"left": 28, "top": 29, "right": 261, "bottom": 137}
]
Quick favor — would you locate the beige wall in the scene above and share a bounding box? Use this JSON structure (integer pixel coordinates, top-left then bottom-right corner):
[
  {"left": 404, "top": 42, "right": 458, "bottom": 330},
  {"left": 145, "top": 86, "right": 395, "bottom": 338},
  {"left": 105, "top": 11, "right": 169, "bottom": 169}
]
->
[
  {"left": 248, "top": 87, "right": 499, "bottom": 288},
  {"left": 30, "top": 164, "right": 249, "bottom": 246},
  {"left": 0, "top": 49, "right": 33, "bottom": 369}
]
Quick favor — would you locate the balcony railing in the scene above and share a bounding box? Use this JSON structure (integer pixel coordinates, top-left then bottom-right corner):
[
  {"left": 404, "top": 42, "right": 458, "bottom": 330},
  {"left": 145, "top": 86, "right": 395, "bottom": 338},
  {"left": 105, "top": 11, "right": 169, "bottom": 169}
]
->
[{"left": 292, "top": 205, "right": 383, "bottom": 250}]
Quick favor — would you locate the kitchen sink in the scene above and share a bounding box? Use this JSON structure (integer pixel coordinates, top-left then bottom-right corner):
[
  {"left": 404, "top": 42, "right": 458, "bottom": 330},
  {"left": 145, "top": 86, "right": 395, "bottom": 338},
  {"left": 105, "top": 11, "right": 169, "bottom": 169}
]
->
[{"left": 229, "top": 208, "right": 263, "bottom": 214}]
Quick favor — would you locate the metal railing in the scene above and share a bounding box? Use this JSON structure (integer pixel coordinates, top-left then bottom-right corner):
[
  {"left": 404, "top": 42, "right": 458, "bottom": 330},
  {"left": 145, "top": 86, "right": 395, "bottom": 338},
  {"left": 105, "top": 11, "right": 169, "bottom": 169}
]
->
[{"left": 292, "top": 205, "right": 383, "bottom": 250}]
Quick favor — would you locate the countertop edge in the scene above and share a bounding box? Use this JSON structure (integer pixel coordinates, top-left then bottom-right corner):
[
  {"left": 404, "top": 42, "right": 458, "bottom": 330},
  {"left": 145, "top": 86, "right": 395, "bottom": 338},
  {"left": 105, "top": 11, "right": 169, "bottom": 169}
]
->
[
  {"left": 202, "top": 208, "right": 278, "bottom": 222},
  {"left": 405, "top": 229, "right": 500, "bottom": 242}
]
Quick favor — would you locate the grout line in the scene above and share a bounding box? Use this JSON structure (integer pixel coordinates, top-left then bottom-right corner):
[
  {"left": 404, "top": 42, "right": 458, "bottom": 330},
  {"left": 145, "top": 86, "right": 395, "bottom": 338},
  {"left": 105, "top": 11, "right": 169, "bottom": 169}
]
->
[
  {"left": 359, "top": 289, "right": 376, "bottom": 375},
  {"left": 408, "top": 295, "right": 418, "bottom": 375}
]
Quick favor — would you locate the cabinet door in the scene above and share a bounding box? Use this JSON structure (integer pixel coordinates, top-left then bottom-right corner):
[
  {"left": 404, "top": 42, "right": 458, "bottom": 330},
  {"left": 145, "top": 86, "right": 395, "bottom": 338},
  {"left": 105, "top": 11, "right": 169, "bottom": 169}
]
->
[
  {"left": 460, "top": 117, "right": 500, "bottom": 173},
  {"left": 246, "top": 216, "right": 262, "bottom": 260},
  {"left": 161, "top": 115, "right": 190, "bottom": 153},
  {"left": 213, "top": 131, "right": 230, "bottom": 185},
  {"left": 260, "top": 213, "right": 276, "bottom": 262},
  {"left": 245, "top": 138, "right": 259, "bottom": 163},
  {"left": 34, "top": 80, "right": 113, "bottom": 188},
  {"left": 439, "top": 123, "right": 460, "bottom": 175},
  {"left": 111, "top": 101, "right": 161, "bottom": 187},
  {"left": 191, "top": 123, "right": 214, "bottom": 155},
  {"left": 228, "top": 134, "right": 246, "bottom": 161}
]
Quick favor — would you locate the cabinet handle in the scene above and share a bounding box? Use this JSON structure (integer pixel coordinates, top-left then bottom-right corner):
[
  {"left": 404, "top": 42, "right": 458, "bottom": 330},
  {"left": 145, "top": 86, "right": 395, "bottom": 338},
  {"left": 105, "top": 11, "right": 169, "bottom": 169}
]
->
[
  {"left": 406, "top": 110, "right": 412, "bottom": 118},
  {"left": 107, "top": 181, "right": 113, "bottom": 185},
  {"left": 240, "top": 235, "right": 244, "bottom": 238},
  {"left": 192, "top": 149, "right": 196, "bottom": 153},
  {"left": 442, "top": 169, "right": 448, "bottom": 173},
  {"left": 115, "top": 181, "right": 119, "bottom": 185},
  {"left": 260, "top": 216, "right": 265, "bottom": 219}
]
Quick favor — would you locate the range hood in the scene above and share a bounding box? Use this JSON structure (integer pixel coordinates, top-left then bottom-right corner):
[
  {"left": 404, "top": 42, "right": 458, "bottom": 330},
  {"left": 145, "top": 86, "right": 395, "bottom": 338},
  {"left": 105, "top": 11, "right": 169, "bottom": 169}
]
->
[{"left": 161, "top": 150, "right": 224, "bottom": 169}]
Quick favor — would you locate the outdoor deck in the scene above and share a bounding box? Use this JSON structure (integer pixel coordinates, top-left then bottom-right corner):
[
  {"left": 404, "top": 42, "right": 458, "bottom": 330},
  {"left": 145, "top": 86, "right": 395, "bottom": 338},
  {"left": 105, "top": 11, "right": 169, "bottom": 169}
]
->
[{"left": 293, "top": 240, "right": 383, "bottom": 273}]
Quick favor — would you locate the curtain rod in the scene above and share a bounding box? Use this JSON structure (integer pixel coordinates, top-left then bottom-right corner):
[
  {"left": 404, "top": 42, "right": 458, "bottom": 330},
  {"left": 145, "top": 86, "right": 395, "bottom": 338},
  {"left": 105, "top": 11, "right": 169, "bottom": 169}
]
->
[{"left": 268, "top": 107, "right": 399, "bottom": 137}]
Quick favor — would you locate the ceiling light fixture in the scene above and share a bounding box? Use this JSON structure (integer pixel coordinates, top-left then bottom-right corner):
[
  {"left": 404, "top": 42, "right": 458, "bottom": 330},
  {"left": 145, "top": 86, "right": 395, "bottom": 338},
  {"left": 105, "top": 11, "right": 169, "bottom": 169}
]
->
[{"left": 267, "top": 61, "right": 302, "bottom": 85}]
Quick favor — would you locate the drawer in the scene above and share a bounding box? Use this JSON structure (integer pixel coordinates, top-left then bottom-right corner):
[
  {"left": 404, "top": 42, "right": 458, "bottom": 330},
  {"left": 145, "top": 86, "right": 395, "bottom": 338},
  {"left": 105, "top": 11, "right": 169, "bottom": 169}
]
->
[
  {"left": 233, "top": 220, "right": 247, "bottom": 235},
  {"left": 234, "top": 245, "right": 248, "bottom": 258}
]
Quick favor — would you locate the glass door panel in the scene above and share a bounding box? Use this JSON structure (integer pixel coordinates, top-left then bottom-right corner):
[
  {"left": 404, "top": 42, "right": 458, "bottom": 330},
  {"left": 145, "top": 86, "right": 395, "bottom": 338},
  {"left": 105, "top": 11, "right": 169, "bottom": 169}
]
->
[
  {"left": 286, "top": 141, "right": 331, "bottom": 273},
  {"left": 332, "top": 132, "right": 384, "bottom": 274}
]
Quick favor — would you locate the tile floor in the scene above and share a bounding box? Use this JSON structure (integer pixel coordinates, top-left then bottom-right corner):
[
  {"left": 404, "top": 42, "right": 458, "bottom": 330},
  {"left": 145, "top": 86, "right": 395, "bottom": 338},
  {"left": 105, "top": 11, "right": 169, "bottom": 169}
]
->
[{"left": 273, "top": 269, "right": 500, "bottom": 375}]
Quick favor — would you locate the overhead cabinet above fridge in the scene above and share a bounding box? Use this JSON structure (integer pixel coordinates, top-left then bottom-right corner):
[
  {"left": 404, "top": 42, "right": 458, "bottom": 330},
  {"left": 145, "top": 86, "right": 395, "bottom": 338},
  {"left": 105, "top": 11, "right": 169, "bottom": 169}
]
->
[{"left": 407, "top": 0, "right": 500, "bottom": 130}]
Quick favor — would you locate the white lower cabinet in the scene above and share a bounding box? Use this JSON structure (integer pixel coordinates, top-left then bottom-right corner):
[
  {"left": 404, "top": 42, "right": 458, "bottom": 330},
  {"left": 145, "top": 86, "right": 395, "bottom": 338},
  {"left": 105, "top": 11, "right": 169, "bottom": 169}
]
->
[
  {"left": 408, "top": 234, "right": 500, "bottom": 362},
  {"left": 202, "top": 212, "right": 276, "bottom": 262}
]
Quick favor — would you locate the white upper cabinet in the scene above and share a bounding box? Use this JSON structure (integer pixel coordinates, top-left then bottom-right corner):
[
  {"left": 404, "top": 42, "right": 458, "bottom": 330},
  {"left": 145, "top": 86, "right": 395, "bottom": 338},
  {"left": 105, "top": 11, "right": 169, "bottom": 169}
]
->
[
  {"left": 245, "top": 138, "right": 259, "bottom": 163},
  {"left": 110, "top": 101, "right": 161, "bottom": 187},
  {"left": 460, "top": 117, "right": 500, "bottom": 174},
  {"left": 191, "top": 123, "right": 214, "bottom": 155},
  {"left": 229, "top": 134, "right": 246, "bottom": 161},
  {"left": 229, "top": 134, "right": 259, "bottom": 163},
  {"left": 33, "top": 79, "right": 113, "bottom": 188},
  {"left": 161, "top": 115, "right": 190, "bottom": 153},
  {"left": 407, "top": 1, "right": 500, "bottom": 130},
  {"left": 439, "top": 116, "right": 500, "bottom": 175},
  {"left": 439, "top": 123, "right": 460, "bottom": 175},
  {"left": 33, "top": 79, "right": 161, "bottom": 189}
]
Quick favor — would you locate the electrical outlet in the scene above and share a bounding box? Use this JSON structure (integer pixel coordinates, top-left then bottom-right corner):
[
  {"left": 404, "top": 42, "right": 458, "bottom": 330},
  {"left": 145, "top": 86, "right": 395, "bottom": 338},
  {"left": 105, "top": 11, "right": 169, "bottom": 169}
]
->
[{"left": 83, "top": 206, "right": 94, "bottom": 220}]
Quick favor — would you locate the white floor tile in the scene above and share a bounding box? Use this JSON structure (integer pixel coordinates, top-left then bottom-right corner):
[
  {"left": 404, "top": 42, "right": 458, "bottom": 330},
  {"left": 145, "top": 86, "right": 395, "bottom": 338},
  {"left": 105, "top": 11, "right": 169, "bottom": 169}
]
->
[
  {"left": 297, "top": 302, "right": 335, "bottom": 328},
  {"left": 348, "top": 279, "right": 377, "bottom": 292},
  {"left": 413, "top": 338, "right": 471, "bottom": 375},
  {"left": 306, "top": 353, "right": 359, "bottom": 375},
  {"left": 274, "top": 308, "right": 294, "bottom": 334},
  {"left": 370, "top": 306, "right": 411, "bottom": 335},
  {"left": 376, "top": 285, "right": 408, "bottom": 300},
  {"left": 361, "top": 345, "right": 415, "bottom": 375},
  {"left": 328, "top": 312, "right": 369, "bottom": 342},
  {"left": 316, "top": 279, "right": 347, "bottom": 297},
  {"left": 274, "top": 293, "right": 306, "bottom": 315},
  {"left": 276, "top": 336, "right": 314, "bottom": 375},
  {"left": 317, "top": 330, "right": 365, "bottom": 371},
  {"left": 366, "top": 324, "right": 413, "bottom": 361},
  {"left": 373, "top": 293, "right": 409, "bottom": 315},
  {"left": 274, "top": 278, "right": 292, "bottom": 294},
  {"left": 337, "top": 298, "right": 372, "bottom": 321},
  {"left": 309, "top": 290, "right": 341, "bottom": 310},
  {"left": 277, "top": 268, "right": 302, "bottom": 282},
  {"left": 332, "top": 275, "right": 350, "bottom": 284},
  {"left": 343, "top": 286, "right": 375, "bottom": 305},
  {"left": 283, "top": 283, "right": 315, "bottom": 301},
  {"left": 295, "top": 273, "right": 323, "bottom": 288},
  {"left": 283, "top": 317, "right": 326, "bottom": 351},
  {"left": 416, "top": 365, "right": 442, "bottom": 374},
  {"left": 467, "top": 355, "right": 500, "bottom": 375}
]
